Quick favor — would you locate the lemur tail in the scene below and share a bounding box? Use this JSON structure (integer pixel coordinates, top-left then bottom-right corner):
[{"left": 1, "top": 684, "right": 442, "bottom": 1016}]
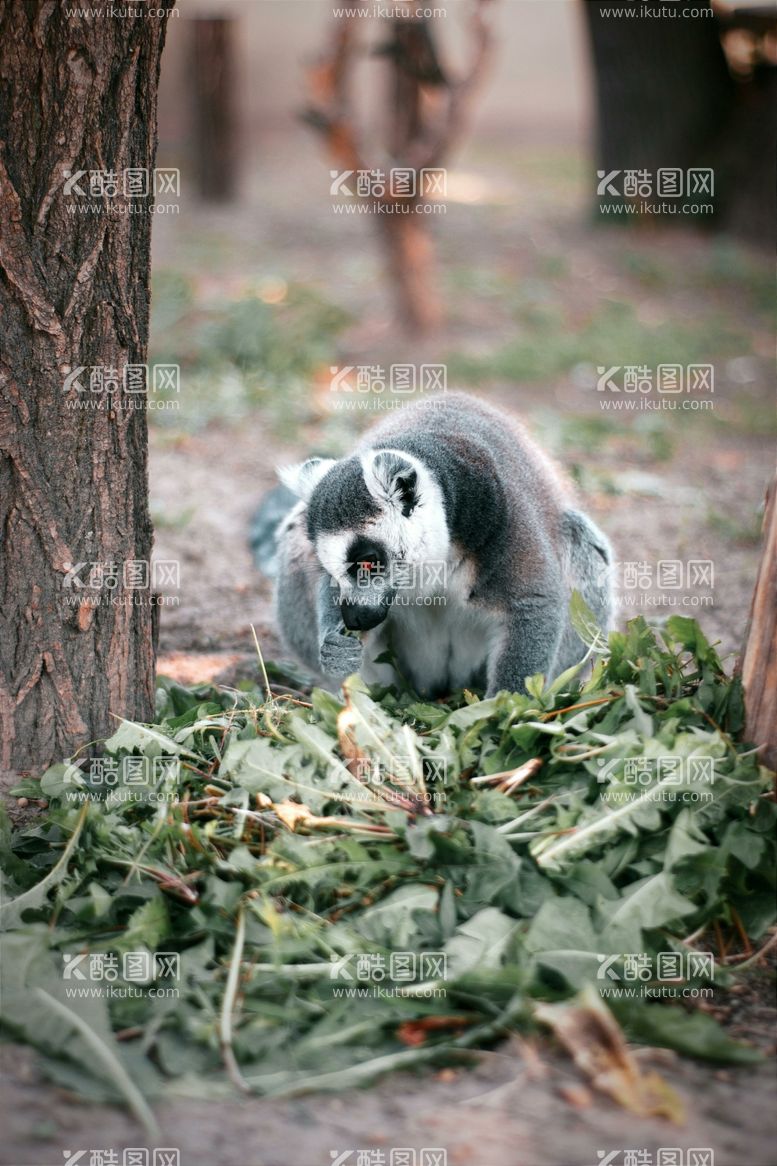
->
[{"left": 249, "top": 483, "right": 299, "bottom": 578}]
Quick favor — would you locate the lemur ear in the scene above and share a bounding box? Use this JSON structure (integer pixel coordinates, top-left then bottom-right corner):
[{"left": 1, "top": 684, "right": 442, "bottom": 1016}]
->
[
  {"left": 363, "top": 451, "right": 418, "bottom": 517},
  {"left": 278, "top": 457, "right": 336, "bottom": 502}
]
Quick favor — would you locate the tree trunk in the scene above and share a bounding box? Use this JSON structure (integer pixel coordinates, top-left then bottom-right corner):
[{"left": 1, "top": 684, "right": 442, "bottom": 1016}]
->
[
  {"left": 582, "top": 0, "right": 734, "bottom": 220},
  {"left": 379, "top": 211, "right": 442, "bottom": 336},
  {"left": 304, "top": 0, "right": 492, "bottom": 337},
  {"left": 740, "top": 475, "right": 777, "bottom": 771},
  {"left": 191, "top": 17, "right": 237, "bottom": 202},
  {"left": 0, "top": 3, "right": 171, "bottom": 778},
  {"left": 380, "top": 17, "right": 445, "bottom": 335}
]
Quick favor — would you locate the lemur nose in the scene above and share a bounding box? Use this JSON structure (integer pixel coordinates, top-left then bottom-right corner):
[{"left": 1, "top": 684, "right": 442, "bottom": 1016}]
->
[{"left": 340, "top": 597, "right": 388, "bottom": 632}]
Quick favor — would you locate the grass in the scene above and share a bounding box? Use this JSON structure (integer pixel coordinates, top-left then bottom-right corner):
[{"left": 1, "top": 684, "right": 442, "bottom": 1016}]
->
[
  {"left": 446, "top": 298, "right": 753, "bottom": 389},
  {"left": 148, "top": 273, "right": 349, "bottom": 435}
]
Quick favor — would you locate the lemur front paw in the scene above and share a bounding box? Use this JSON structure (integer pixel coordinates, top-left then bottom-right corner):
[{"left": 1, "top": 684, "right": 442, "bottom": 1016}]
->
[{"left": 319, "top": 629, "right": 363, "bottom": 679}]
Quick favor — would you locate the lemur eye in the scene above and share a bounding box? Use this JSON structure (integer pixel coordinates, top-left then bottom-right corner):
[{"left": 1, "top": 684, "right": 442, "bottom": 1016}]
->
[
  {"left": 346, "top": 538, "right": 388, "bottom": 582},
  {"left": 348, "top": 554, "right": 384, "bottom": 579}
]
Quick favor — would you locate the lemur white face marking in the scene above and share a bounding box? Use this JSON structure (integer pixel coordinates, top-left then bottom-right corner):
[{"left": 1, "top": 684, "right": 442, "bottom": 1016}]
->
[
  {"left": 314, "top": 449, "right": 450, "bottom": 595},
  {"left": 315, "top": 531, "right": 354, "bottom": 591}
]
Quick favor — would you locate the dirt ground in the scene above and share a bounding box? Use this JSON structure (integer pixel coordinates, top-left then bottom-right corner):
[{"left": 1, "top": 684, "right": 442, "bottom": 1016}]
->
[
  {"left": 2, "top": 960, "right": 776, "bottom": 1166},
  {"left": 3, "top": 129, "right": 775, "bottom": 1166}
]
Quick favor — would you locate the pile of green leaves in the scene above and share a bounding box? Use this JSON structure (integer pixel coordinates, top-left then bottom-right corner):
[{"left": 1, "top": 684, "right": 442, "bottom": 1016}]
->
[{"left": 1, "top": 616, "right": 774, "bottom": 1125}]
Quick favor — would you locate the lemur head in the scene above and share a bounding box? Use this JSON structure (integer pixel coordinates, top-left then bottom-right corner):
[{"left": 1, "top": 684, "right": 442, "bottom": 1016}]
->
[{"left": 279, "top": 449, "right": 449, "bottom": 631}]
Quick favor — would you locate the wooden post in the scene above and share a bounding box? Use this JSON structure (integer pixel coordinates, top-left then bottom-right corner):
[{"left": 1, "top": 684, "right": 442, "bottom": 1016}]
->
[
  {"left": 741, "top": 474, "right": 777, "bottom": 770},
  {"left": 191, "top": 17, "right": 236, "bottom": 202}
]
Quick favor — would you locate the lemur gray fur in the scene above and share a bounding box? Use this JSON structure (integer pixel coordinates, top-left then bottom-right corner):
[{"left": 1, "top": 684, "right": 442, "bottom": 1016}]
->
[{"left": 251, "top": 393, "right": 613, "bottom": 698}]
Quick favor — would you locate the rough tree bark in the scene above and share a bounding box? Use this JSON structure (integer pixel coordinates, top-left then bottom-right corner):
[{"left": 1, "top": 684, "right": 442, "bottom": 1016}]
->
[{"left": 0, "top": 4, "right": 171, "bottom": 777}]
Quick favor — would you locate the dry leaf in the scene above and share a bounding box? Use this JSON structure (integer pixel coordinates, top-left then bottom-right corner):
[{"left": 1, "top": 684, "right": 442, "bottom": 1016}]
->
[
  {"left": 535, "top": 985, "right": 685, "bottom": 1123},
  {"left": 273, "top": 800, "right": 315, "bottom": 832},
  {"left": 397, "top": 1015, "right": 474, "bottom": 1047}
]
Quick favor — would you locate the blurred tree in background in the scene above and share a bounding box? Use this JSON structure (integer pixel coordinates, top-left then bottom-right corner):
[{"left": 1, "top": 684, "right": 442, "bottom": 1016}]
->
[
  {"left": 304, "top": 0, "right": 494, "bottom": 335},
  {"left": 584, "top": 0, "right": 776, "bottom": 247}
]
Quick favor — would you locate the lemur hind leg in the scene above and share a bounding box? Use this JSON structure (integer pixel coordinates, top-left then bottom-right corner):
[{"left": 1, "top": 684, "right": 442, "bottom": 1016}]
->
[
  {"left": 487, "top": 593, "right": 565, "bottom": 696},
  {"left": 554, "top": 509, "right": 614, "bottom": 674}
]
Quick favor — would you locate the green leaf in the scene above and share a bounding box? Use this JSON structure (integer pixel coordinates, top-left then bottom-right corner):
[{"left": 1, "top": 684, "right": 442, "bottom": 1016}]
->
[
  {"left": 601, "top": 873, "right": 696, "bottom": 932},
  {"left": 443, "top": 908, "right": 519, "bottom": 979},
  {"left": 0, "top": 804, "right": 88, "bottom": 930},
  {"left": 610, "top": 999, "right": 762, "bottom": 1064},
  {"left": 355, "top": 885, "right": 438, "bottom": 948}
]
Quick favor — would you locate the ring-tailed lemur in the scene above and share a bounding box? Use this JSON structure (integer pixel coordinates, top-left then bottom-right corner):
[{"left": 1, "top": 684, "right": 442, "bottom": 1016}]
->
[{"left": 251, "top": 393, "right": 612, "bottom": 697}]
